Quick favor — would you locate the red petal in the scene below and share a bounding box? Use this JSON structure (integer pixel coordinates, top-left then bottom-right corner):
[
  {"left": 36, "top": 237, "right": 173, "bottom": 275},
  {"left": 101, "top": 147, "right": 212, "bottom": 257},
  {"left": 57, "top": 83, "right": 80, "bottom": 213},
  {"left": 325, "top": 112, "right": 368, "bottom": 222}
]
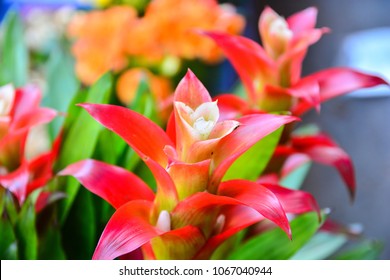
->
[
  {"left": 209, "top": 114, "right": 298, "bottom": 192},
  {"left": 93, "top": 200, "right": 159, "bottom": 260},
  {"left": 172, "top": 182, "right": 290, "bottom": 239},
  {"left": 214, "top": 93, "right": 251, "bottom": 121},
  {"left": 292, "top": 134, "right": 356, "bottom": 199},
  {"left": 293, "top": 68, "right": 389, "bottom": 115},
  {"left": 202, "top": 31, "right": 276, "bottom": 103},
  {"left": 26, "top": 152, "right": 54, "bottom": 196},
  {"left": 144, "top": 157, "right": 179, "bottom": 214},
  {"left": 80, "top": 103, "right": 173, "bottom": 167},
  {"left": 174, "top": 69, "right": 212, "bottom": 107},
  {"left": 59, "top": 159, "right": 155, "bottom": 209},
  {"left": 281, "top": 153, "right": 311, "bottom": 178},
  {"left": 219, "top": 180, "right": 291, "bottom": 238},
  {"left": 171, "top": 192, "right": 261, "bottom": 234},
  {"left": 262, "top": 183, "right": 321, "bottom": 219},
  {"left": 282, "top": 28, "right": 328, "bottom": 84},
  {"left": 27, "top": 134, "right": 61, "bottom": 196},
  {"left": 0, "top": 162, "right": 29, "bottom": 205},
  {"left": 308, "top": 145, "right": 355, "bottom": 199},
  {"left": 35, "top": 191, "right": 66, "bottom": 213},
  {"left": 10, "top": 108, "right": 57, "bottom": 133},
  {"left": 257, "top": 173, "right": 280, "bottom": 184},
  {"left": 118, "top": 248, "right": 144, "bottom": 260},
  {"left": 320, "top": 219, "right": 362, "bottom": 238},
  {"left": 287, "top": 7, "right": 318, "bottom": 34},
  {"left": 287, "top": 79, "right": 321, "bottom": 112},
  {"left": 11, "top": 85, "right": 42, "bottom": 120}
]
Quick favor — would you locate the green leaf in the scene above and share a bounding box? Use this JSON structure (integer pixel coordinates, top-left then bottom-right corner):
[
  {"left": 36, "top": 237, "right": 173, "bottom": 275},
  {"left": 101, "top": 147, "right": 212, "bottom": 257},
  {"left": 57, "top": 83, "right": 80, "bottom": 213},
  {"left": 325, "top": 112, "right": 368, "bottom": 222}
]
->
[
  {"left": 0, "top": 217, "right": 17, "bottom": 259},
  {"left": 0, "top": 9, "right": 28, "bottom": 87},
  {"left": 280, "top": 161, "right": 312, "bottom": 190},
  {"left": 57, "top": 73, "right": 113, "bottom": 167},
  {"left": 95, "top": 129, "right": 127, "bottom": 165},
  {"left": 4, "top": 192, "right": 18, "bottom": 226},
  {"left": 290, "top": 231, "right": 347, "bottom": 260},
  {"left": 130, "top": 75, "right": 160, "bottom": 124},
  {"left": 61, "top": 188, "right": 96, "bottom": 259},
  {"left": 228, "top": 212, "right": 324, "bottom": 260},
  {"left": 38, "top": 227, "right": 66, "bottom": 260},
  {"left": 57, "top": 73, "right": 113, "bottom": 223},
  {"left": 43, "top": 40, "right": 79, "bottom": 138},
  {"left": 1, "top": 188, "right": 17, "bottom": 261},
  {"left": 0, "top": 188, "right": 5, "bottom": 217},
  {"left": 58, "top": 88, "right": 88, "bottom": 139},
  {"left": 92, "top": 195, "right": 114, "bottom": 235},
  {"left": 133, "top": 160, "right": 157, "bottom": 192},
  {"left": 122, "top": 147, "right": 141, "bottom": 171},
  {"left": 223, "top": 128, "right": 283, "bottom": 181},
  {"left": 335, "top": 240, "right": 384, "bottom": 260},
  {"left": 122, "top": 76, "right": 159, "bottom": 171},
  {"left": 14, "top": 200, "right": 38, "bottom": 259},
  {"left": 211, "top": 230, "right": 246, "bottom": 260}
]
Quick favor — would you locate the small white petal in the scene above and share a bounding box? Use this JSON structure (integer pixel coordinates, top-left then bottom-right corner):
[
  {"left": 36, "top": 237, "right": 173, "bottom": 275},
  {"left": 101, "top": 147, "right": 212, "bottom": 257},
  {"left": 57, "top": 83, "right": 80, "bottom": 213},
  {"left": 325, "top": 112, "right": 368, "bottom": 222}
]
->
[
  {"left": 191, "top": 101, "right": 219, "bottom": 124},
  {"left": 156, "top": 210, "right": 171, "bottom": 233},
  {"left": 213, "top": 214, "right": 226, "bottom": 235},
  {"left": 269, "top": 17, "right": 293, "bottom": 41},
  {"left": 0, "top": 84, "right": 15, "bottom": 116},
  {"left": 193, "top": 117, "right": 215, "bottom": 139}
]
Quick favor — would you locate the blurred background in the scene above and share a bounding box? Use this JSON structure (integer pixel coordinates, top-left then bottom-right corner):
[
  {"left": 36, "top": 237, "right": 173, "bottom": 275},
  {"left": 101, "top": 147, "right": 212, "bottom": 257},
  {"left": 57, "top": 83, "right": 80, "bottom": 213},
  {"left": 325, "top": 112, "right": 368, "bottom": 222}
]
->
[{"left": 1, "top": 0, "right": 389, "bottom": 259}]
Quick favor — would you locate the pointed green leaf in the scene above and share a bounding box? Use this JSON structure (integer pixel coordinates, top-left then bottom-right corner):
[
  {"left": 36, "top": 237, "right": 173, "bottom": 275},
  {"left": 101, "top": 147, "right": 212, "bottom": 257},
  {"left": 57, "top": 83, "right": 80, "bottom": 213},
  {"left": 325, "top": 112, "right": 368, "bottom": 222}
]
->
[
  {"left": 57, "top": 73, "right": 113, "bottom": 223},
  {"left": 14, "top": 200, "right": 38, "bottom": 259},
  {"left": 38, "top": 227, "right": 66, "bottom": 260},
  {"left": 0, "top": 216, "right": 17, "bottom": 259},
  {"left": 130, "top": 76, "right": 159, "bottom": 121},
  {"left": 290, "top": 231, "right": 347, "bottom": 260},
  {"left": 43, "top": 40, "right": 79, "bottom": 138},
  {"left": 60, "top": 89, "right": 88, "bottom": 135},
  {"left": 95, "top": 129, "right": 127, "bottom": 165},
  {"left": 4, "top": 191, "right": 18, "bottom": 227},
  {"left": 122, "top": 147, "right": 141, "bottom": 171},
  {"left": 280, "top": 161, "right": 312, "bottom": 190},
  {"left": 61, "top": 188, "right": 96, "bottom": 259},
  {"left": 120, "top": 75, "right": 158, "bottom": 170},
  {"left": 228, "top": 211, "right": 325, "bottom": 260},
  {"left": 0, "top": 9, "right": 28, "bottom": 87},
  {"left": 118, "top": 74, "right": 156, "bottom": 171},
  {"left": 223, "top": 127, "right": 283, "bottom": 181}
]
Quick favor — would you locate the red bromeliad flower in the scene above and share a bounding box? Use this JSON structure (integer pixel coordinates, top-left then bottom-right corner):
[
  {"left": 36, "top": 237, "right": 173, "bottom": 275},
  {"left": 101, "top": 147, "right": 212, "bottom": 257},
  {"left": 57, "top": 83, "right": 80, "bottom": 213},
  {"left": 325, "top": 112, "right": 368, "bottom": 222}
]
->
[
  {"left": 60, "top": 70, "right": 320, "bottom": 260},
  {"left": 203, "top": 6, "right": 388, "bottom": 114},
  {"left": 201, "top": 6, "right": 388, "bottom": 199},
  {"left": 0, "top": 84, "right": 59, "bottom": 206}
]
